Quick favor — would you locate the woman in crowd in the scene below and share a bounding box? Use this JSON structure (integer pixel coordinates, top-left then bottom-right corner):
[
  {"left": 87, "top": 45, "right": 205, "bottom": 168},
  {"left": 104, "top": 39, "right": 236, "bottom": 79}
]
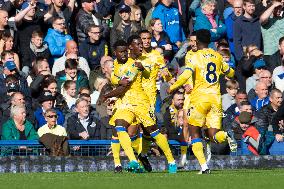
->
[
  {"left": 150, "top": 18, "right": 173, "bottom": 61},
  {"left": 0, "top": 33, "right": 20, "bottom": 69},
  {"left": 130, "top": 5, "right": 145, "bottom": 31}
]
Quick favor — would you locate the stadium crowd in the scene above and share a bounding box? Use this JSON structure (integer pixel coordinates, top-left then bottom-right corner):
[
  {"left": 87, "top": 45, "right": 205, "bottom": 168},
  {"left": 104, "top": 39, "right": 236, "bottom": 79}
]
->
[{"left": 0, "top": 0, "right": 284, "bottom": 172}]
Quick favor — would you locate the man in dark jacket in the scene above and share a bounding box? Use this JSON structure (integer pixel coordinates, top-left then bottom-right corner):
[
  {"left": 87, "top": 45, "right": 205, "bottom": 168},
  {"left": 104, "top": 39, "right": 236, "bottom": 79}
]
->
[
  {"left": 79, "top": 24, "right": 108, "bottom": 70},
  {"left": 76, "top": 0, "right": 101, "bottom": 43},
  {"left": 67, "top": 98, "right": 101, "bottom": 140},
  {"left": 255, "top": 89, "right": 283, "bottom": 131},
  {"left": 264, "top": 36, "right": 284, "bottom": 73},
  {"left": 233, "top": 0, "right": 262, "bottom": 60}
]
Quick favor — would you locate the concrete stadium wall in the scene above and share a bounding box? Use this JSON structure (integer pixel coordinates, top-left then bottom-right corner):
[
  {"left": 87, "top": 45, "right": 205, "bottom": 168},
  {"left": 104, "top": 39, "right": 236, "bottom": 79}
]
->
[{"left": 0, "top": 155, "right": 284, "bottom": 173}]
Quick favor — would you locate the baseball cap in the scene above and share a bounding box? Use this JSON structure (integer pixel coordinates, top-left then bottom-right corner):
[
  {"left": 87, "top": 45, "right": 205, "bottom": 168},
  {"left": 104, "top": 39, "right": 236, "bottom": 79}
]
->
[
  {"left": 253, "top": 59, "right": 266, "bottom": 69},
  {"left": 4, "top": 61, "right": 17, "bottom": 71},
  {"left": 119, "top": 4, "right": 131, "bottom": 13},
  {"left": 81, "top": 0, "right": 93, "bottom": 3},
  {"left": 238, "top": 111, "right": 252, "bottom": 124},
  {"left": 38, "top": 90, "right": 55, "bottom": 103},
  {"left": 21, "top": 2, "right": 29, "bottom": 10}
]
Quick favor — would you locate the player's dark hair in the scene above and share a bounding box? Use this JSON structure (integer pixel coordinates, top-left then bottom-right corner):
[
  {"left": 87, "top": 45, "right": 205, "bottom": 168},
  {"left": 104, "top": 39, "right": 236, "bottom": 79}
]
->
[
  {"left": 127, "top": 35, "right": 141, "bottom": 45},
  {"left": 113, "top": 40, "right": 128, "bottom": 50},
  {"left": 139, "top": 30, "right": 151, "bottom": 36},
  {"left": 196, "top": 29, "right": 211, "bottom": 45}
]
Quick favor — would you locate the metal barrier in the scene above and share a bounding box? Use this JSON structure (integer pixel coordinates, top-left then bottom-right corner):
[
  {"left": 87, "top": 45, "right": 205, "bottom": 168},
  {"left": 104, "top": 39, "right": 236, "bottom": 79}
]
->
[{"left": 0, "top": 140, "right": 182, "bottom": 157}]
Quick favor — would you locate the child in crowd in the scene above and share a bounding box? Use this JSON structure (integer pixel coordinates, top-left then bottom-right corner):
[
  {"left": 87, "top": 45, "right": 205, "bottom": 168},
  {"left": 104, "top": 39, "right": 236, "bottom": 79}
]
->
[
  {"left": 62, "top": 80, "right": 77, "bottom": 110},
  {"left": 222, "top": 79, "right": 239, "bottom": 111},
  {"left": 219, "top": 49, "right": 235, "bottom": 69},
  {"left": 130, "top": 5, "right": 145, "bottom": 31},
  {"left": 24, "top": 30, "right": 51, "bottom": 71}
]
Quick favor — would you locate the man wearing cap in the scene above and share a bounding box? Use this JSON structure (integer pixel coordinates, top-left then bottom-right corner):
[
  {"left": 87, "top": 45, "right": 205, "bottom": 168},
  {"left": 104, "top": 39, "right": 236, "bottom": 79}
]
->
[
  {"left": 246, "top": 59, "right": 266, "bottom": 94},
  {"left": 113, "top": 0, "right": 135, "bottom": 27},
  {"left": 34, "top": 90, "right": 65, "bottom": 129},
  {"left": 0, "top": 60, "right": 30, "bottom": 99},
  {"left": 110, "top": 4, "right": 139, "bottom": 53},
  {"left": 76, "top": 0, "right": 101, "bottom": 43}
]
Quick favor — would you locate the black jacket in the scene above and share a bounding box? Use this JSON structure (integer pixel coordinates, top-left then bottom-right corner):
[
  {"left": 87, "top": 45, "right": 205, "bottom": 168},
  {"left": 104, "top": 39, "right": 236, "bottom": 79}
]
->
[
  {"left": 272, "top": 101, "right": 284, "bottom": 135},
  {"left": 255, "top": 104, "right": 276, "bottom": 130},
  {"left": 66, "top": 113, "right": 101, "bottom": 140},
  {"left": 264, "top": 51, "right": 283, "bottom": 73},
  {"left": 24, "top": 43, "right": 51, "bottom": 68},
  {"left": 79, "top": 38, "right": 108, "bottom": 70},
  {"left": 162, "top": 105, "right": 181, "bottom": 141}
]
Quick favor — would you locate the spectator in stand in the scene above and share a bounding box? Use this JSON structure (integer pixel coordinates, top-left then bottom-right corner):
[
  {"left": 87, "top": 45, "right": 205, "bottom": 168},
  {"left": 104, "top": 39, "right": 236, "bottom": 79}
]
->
[
  {"left": 225, "top": 0, "right": 243, "bottom": 57},
  {"left": 112, "top": 0, "right": 136, "bottom": 28},
  {"left": 14, "top": 1, "right": 49, "bottom": 69},
  {"left": 0, "top": 60, "right": 30, "bottom": 99},
  {"left": 1, "top": 0, "right": 24, "bottom": 17},
  {"left": 56, "top": 58, "right": 89, "bottom": 94},
  {"left": 223, "top": 91, "right": 248, "bottom": 129},
  {"left": 223, "top": 101, "right": 254, "bottom": 142},
  {"left": 66, "top": 98, "right": 101, "bottom": 140},
  {"left": 233, "top": 0, "right": 262, "bottom": 60},
  {"left": 260, "top": 0, "right": 284, "bottom": 56},
  {"left": 255, "top": 89, "right": 283, "bottom": 131},
  {"left": 34, "top": 90, "right": 65, "bottom": 128},
  {"left": 2, "top": 105, "right": 38, "bottom": 140},
  {"left": 150, "top": 18, "right": 173, "bottom": 61},
  {"left": 152, "top": 0, "right": 185, "bottom": 50},
  {"left": 24, "top": 30, "right": 51, "bottom": 72},
  {"left": 0, "top": 10, "right": 14, "bottom": 37},
  {"left": 76, "top": 0, "right": 101, "bottom": 43},
  {"left": 90, "top": 76, "right": 108, "bottom": 107},
  {"left": 37, "top": 108, "right": 68, "bottom": 156},
  {"left": 272, "top": 60, "right": 284, "bottom": 92},
  {"left": 45, "top": 0, "right": 75, "bottom": 33},
  {"left": 272, "top": 100, "right": 284, "bottom": 141},
  {"left": 145, "top": 0, "right": 159, "bottom": 27},
  {"left": 79, "top": 24, "right": 108, "bottom": 71},
  {"left": 130, "top": 5, "right": 145, "bottom": 31},
  {"left": 246, "top": 59, "right": 266, "bottom": 94},
  {"left": 0, "top": 33, "right": 20, "bottom": 69},
  {"left": 44, "top": 16, "right": 72, "bottom": 63},
  {"left": 100, "top": 56, "right": 113, "bottom": 80},
  {"left": 222, "top": 79, "right": 239, "bottom": 112},
  {"left": 194, "top": 0, "right": 227, "bottom": 49},
  {"left": 110, "top": 4, "right": 139, "bottom": 53},
  {"left": 250, "top": 81, "right": 270, "bottom": 111},
  {"left": 52, "top": 40, "right": 90, "bottom": 77},
  {"left": 248, "top": 69, "right": 273, "bottom": 101},
  {"left": 265, "top": 36, "right": 284, "bottom": 73},
  {"left": 61, "top": 80, "right": 77, "bottom": 110}
]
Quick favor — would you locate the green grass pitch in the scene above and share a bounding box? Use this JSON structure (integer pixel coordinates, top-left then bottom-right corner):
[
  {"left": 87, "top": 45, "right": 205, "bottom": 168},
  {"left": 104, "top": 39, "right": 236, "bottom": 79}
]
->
[{"left": 0, "top": 169, "right": 283, "bottom": 189}]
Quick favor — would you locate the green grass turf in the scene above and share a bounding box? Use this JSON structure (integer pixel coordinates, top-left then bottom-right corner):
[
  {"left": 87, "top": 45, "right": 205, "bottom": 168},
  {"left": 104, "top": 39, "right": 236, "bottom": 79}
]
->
[{"left": 0, "top": 169, "right": 283, "bottom": 189}]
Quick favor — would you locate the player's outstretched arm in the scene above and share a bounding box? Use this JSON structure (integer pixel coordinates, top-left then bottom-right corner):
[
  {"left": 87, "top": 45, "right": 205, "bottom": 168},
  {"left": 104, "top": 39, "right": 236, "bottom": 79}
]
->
[
  {"left": 97, "top": 85, "right": 128, "bottom": 105},
  {"left": 168, "top": 69, "right": 193, "bottom": 93}
]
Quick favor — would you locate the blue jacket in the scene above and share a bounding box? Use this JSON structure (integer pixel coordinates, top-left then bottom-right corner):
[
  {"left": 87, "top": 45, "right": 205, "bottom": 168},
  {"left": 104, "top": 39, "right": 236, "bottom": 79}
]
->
[
  {"left": 44, "top": 28, "right": 72, "bottom": 60},
  {"left": 250, "top": 97, "right": 270, "bottom": 111},
  {"left": 233, "top": 15, "right": 262, "bottom": 60},
  {"left": 34, "top": 108, "right": 65, "bottom": 128},
  {"left": 225, "top": 13, "right": 239, "bottom": 57},
  {"left": 194, "top": 8, "right": 226, "bottom": 48},
  {"left": 152, "top": 2, "right": 185, "bottom": 44}
]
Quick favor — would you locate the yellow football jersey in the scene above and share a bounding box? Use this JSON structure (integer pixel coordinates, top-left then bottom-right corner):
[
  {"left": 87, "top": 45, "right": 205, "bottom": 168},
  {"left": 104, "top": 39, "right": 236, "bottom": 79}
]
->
[{"left": 170, "top": 48, "right": 234, "bottom": 98}]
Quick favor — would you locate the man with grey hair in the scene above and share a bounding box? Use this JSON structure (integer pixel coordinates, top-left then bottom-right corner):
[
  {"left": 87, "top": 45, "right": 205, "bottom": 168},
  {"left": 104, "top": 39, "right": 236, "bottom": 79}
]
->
[{"left": 101, "top": 56, "right": 113, "bottom": 80}]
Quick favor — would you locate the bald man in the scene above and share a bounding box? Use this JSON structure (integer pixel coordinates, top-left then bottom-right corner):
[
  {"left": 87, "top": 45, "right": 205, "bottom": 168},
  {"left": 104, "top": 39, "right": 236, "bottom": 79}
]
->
[
  {"left": 250, "top": 82, "right": 270, "bottom": 111},
  {"left": 52, "top": 40, "right": 90, "bottom": 77}
]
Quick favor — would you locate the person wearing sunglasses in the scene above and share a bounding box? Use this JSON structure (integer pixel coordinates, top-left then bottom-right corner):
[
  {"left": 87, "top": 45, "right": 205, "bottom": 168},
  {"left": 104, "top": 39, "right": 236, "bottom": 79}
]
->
[{"left": 38, "top": 108, "right": 67, "bottom": 138}]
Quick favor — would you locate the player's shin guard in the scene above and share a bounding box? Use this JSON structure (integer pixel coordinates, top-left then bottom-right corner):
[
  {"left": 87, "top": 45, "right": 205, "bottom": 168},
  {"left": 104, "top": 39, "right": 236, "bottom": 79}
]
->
[
  {"left": 151, "top": 130, "right": 175, "bottom": 163},
  {"left": 111, "top": 136, "right": 121, "bottom": 167},
  {"left": 116, "top": 126, "right": 137, "bottom": 162},
  {"left": 131, "top": 134, "right": 141, "bottom": 153},
  {"left": 192, "top": 138, "right": 208, "bottom": 171},
  {"left": 213, "top": 131, "right": 227, "bottom": 143}
]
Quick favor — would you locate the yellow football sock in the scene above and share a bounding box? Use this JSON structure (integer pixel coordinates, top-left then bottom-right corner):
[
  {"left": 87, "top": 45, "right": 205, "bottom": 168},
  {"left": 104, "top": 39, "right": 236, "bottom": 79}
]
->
[
  {"left": 213, "top": 131, "right": 227, "bottom": 143},
  {"left": 131, "top": 135, "right": 141, "bottom": 153},
  {"left": 151, "top": 130, "right": 175, "bottom": 163},
  {"left": 139, "top": 135, "right": 151, "bottom": 155},
  {"left": 111, "top": 137, "right": 121, "bottom": 167},
  {"left": 116, "top": 127, "right": 137, "bottom": 162},
  {"left": 192, "top": 138, "right": 206, "bottom": 165}
]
